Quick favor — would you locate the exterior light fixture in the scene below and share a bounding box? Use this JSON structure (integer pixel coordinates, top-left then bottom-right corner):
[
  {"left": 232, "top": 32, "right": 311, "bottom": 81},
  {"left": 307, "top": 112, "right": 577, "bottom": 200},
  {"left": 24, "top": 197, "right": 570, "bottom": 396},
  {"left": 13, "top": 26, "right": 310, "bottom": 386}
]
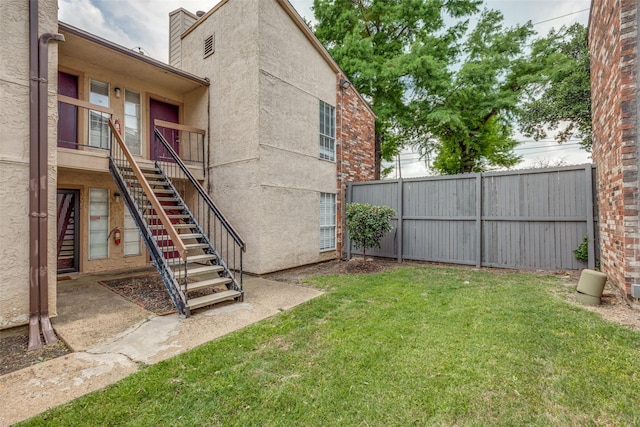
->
[
  {"left": 339, "top": 79, "right": 351, "bottom": 90},
  {"left": 114, "top": 87, "right": 121, "bottom": 98}
]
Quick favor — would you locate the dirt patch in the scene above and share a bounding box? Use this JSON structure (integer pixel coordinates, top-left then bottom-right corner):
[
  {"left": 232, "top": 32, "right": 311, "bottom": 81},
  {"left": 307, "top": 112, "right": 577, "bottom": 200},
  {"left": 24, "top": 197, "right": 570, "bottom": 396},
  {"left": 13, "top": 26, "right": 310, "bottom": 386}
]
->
[
  {"left": 558, "top": 279, "right": 640, "bottom": 330},
  {"left": 0, "top": 334, "right": 71, "bottom": 376},
  {"left": 264, "top": 258, "right": 400, "bottom": 283},
  {"left": 100, "top": 273, "right": 221, "bottom": 315}
]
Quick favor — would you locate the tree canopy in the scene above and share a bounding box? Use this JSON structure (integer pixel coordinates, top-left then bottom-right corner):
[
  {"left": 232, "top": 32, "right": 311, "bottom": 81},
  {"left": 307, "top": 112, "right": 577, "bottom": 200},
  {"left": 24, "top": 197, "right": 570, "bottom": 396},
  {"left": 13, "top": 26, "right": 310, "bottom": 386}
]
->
[
  {"left": 312, "top": 1, "right": 591, "bottom": 174},
  {"left": 518, "top": 23, "right": 591, "bottom": 151}
]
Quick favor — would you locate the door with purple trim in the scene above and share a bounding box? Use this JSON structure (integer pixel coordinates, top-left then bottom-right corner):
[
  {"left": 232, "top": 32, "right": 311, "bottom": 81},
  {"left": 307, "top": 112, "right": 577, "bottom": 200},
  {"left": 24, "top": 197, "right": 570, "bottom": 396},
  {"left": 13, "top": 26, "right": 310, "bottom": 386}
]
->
[
  {"left": 149, "top": 98, "right": 179, "bottom": 161},
  {"left": 58, "top": 71, "right": 78, "bottom": 149},
  {"left": 57, "top": 189, "right": 79, "bottom": 273}
]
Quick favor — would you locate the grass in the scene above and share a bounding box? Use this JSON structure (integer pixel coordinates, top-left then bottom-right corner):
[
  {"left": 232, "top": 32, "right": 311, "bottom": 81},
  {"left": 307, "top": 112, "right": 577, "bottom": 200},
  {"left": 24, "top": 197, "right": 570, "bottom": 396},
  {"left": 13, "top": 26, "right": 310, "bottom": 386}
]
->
[{"left": 23, "top": 266, "right": 640, "bottom": 426}]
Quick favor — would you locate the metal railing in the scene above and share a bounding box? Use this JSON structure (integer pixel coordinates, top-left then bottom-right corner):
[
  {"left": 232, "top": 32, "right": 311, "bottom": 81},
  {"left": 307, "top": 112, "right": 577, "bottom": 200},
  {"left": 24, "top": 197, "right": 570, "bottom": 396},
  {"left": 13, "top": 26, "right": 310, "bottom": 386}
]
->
[
  {"left": 57, "top": 95, "right": 113, "bottom": 151},
  {"left": 109, "top": 119, "right": 190, "bottom": 315},
  {"left": 153, "top": 127, "right": 246, "bottom": 290},
  {"left": 154, "top": 120, "right": 206, "bottom": 172}
]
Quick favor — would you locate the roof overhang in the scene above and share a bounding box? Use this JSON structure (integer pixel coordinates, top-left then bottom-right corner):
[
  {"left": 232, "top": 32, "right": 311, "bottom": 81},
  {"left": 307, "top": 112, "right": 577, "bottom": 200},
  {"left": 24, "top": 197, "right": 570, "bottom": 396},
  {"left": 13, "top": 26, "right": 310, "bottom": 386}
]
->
[{"left": 58, "top": 22, "right": 209, "bottom": 93}]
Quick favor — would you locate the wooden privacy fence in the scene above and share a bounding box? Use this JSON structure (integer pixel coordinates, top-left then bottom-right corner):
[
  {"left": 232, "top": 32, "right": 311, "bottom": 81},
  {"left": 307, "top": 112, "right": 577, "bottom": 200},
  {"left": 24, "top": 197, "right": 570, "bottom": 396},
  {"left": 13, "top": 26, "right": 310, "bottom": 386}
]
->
[{"left": 347, "top": 164, "right": 597, "bottom": 271}]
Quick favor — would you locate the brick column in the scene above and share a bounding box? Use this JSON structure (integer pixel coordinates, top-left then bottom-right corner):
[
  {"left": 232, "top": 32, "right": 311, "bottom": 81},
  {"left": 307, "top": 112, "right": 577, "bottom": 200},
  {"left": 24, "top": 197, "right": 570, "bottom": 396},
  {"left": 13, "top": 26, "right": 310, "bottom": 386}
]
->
[
  {"left": 335, "top": 74, "right": 376, "bottom": 258},
  {"left": 590, "top": 0, "right": 640, "bottom": 295}
]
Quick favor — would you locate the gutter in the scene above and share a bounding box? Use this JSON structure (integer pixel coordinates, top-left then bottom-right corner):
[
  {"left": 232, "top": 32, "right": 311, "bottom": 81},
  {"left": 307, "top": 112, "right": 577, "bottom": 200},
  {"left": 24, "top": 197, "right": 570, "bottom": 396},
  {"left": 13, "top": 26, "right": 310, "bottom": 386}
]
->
[{"left": 28, "top": 0, "right": 64, "bottom": 350}]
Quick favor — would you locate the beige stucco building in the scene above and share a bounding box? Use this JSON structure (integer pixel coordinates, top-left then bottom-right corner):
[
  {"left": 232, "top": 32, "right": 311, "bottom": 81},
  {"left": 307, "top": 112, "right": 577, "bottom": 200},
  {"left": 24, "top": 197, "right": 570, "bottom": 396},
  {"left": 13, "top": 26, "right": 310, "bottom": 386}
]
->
[{"left": 0, "top": 0, "right": 376, "bottom": 337}]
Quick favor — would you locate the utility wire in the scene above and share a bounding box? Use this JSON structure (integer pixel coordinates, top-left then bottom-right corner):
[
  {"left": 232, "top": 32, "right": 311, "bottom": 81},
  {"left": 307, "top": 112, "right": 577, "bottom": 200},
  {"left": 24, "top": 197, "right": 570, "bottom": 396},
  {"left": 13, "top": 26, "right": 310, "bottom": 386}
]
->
[{"left": 532, "top": 8, "right": 590, "bottom": 26}]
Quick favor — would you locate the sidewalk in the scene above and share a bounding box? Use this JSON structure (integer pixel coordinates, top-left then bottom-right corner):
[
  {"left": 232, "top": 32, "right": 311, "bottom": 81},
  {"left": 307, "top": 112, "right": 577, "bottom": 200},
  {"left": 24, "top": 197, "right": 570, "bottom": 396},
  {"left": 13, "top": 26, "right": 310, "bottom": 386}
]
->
[{"left": 0, "top": 274, "right": 322, "bottom": 426}]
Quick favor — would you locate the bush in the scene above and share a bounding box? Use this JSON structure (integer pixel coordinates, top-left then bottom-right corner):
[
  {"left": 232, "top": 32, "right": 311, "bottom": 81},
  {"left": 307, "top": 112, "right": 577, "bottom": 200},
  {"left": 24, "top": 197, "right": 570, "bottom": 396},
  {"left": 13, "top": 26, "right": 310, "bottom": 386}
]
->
[
  {"left": 346, "top": 203, "right": 395, "bottom": 260},
  {"left": 574, "top": 235, "right": 588, "bottom": 262}
]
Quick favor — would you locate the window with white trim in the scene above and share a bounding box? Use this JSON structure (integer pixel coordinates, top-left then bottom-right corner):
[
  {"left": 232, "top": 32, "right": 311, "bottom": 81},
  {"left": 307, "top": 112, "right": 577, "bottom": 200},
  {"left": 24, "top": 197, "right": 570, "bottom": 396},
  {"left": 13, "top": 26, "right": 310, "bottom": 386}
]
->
[
  {"left": 89, "top": 189, "right": 109, "bottom": 259},
  {"left": 124, "top": 89, "right": 141, "bottom": 155},
  {"left": 320, "top": 193, "right": 336, "bottom": 251},
  {"left": 123, "top": 207, "right": 141, "bottom": 256},
  {"left": 319, "top": 100, "right": 335, "bottom": 161},
  {"left": 89, "top": 79, "right": 110, "bottom": 149}
]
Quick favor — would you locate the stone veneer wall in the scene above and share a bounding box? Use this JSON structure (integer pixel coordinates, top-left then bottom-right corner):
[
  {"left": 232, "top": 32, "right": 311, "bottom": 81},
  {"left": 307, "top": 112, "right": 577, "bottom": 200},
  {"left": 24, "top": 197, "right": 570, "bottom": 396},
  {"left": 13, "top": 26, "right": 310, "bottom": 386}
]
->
[
  {"left": 336, "top": 74, "right": 377, "bottom": 256},
  {"left": 590, "top": 0, "right": 638, "bottom": 295}
]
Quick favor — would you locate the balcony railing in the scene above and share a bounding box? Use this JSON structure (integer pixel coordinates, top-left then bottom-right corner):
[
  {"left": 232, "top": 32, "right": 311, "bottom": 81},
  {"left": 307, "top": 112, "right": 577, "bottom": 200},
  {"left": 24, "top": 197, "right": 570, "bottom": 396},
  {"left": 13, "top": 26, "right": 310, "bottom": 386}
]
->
[
  {"left": 57, "top": 95, "right": 113, "bottom": 151},
  {"left": 154, "top": 120, "right": 206, "bottom": 173}
]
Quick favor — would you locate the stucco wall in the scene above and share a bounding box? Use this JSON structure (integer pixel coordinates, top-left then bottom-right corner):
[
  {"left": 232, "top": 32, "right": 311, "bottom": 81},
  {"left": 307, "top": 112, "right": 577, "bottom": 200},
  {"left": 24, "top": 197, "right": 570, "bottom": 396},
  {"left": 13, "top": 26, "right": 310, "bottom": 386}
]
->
[
  {"left": 589, "top": 0, "right": 637, "bottom": 295},
  {"left": 57, "top": 169, "right": 150, "bottom": 273},
  {"left": 177, "top": 0, "right": 376, "bottom": 273},
  {"left": 0, "top": 0, "right": 59, "bottom": 329},
  {"left": 179, "top": 0, "right": 262, "bottom": 272}
]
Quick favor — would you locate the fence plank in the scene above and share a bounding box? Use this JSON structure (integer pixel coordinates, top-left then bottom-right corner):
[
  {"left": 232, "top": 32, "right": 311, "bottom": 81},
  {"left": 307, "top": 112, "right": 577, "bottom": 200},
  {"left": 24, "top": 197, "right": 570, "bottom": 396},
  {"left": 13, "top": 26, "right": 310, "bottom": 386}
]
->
[{"left": 347, "top": 164, "right": 596, "bottom": 271}]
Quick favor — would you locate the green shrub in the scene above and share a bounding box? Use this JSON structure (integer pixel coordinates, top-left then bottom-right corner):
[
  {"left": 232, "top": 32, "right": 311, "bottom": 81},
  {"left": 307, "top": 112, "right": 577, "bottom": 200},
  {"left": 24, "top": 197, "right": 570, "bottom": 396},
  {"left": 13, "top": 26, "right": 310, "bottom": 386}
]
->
[
  {"left": 574, "top": 235, "right": 588, "bottom": 262},
  {"left": 346, "top": 203, "right": 395, "bottom": 259}
]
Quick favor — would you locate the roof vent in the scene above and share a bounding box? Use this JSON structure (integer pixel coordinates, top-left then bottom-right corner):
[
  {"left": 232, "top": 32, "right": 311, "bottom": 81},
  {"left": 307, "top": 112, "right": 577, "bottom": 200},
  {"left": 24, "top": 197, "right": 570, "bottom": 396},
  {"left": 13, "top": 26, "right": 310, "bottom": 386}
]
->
[{"left": 196, "top": 10, "right": 205, "bottom": 17}]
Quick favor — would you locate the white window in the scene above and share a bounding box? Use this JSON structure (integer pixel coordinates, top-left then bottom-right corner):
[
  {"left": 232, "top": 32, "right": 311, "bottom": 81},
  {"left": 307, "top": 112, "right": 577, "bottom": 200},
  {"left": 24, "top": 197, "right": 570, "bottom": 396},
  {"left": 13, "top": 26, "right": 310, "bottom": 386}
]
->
[
  {"left": 320, "top": 193, "right": 336, "bottom": 251},
  {"left": 89, "top": 189, "right": 109, "bottom": 259},
  {"left": 319, "top": 100, "right": 335, "bottom": 161},
  {"left": 124, "top": 90, "right": 141, "bottom": 155},
  {"left": 89, "top": 79, "right": 110, "bottom": 149},
  {"left": 123, "top": 208, "right": 141, "bottom": 256}
]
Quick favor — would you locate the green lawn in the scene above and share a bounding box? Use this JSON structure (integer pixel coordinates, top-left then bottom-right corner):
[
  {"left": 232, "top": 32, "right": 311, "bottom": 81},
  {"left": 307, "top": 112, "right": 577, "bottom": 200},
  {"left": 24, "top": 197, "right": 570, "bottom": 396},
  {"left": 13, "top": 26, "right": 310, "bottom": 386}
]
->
[{"left": 23, "top": 266, "right": 640, "bottom": 426}]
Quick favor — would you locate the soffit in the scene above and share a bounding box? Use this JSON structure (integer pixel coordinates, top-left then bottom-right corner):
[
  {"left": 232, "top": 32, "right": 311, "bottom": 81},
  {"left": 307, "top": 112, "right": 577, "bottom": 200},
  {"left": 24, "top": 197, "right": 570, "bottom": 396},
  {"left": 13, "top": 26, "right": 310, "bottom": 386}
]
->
[{"left": 59, "top": 22, "right": 209, "bottom": 93}]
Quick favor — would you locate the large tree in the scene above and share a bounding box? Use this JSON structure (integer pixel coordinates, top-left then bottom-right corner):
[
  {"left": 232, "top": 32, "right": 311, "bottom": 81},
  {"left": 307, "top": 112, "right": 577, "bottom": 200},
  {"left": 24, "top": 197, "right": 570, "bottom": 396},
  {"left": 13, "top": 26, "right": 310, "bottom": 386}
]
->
[
  {"left": 409, "top": 9, "right": 534, "bottom": 173},
  {"left": 518, "top": 23, "right": 591, "bottom": 151},
  {"left": 313, "top": 0, "right": 537, "bottom": 174},
  {"left": 313, "top": 0, "right": 482, "bottom": 161}
]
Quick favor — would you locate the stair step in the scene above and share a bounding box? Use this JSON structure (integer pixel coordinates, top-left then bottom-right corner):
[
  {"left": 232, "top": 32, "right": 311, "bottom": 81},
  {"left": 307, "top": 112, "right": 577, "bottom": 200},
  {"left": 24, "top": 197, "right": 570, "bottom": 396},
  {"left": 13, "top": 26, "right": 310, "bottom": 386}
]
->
[
  {"left": 186, "top": 277, "right": 231, "bottom": 292},
  {"left": 141, "top": 204, "right": 186, "bottom": 211},
  {"left": 186, "top": 253, "right": 217, "bottom": 263},
  {"left": 144, "top": 214, "right": 190, "bottom": 219},
  {"left": 149, "top": 223, "right": 195, "bottom": 230},
  {"left": 121, "top": 171, "right": 161, "bottom": 179},
  {"left": 145, "top": 180, "right": 169, "bottom": 186},
  {"left": 178, "top": 233, "right": 203, "bottom": 240},
  {"left": 157, "top": 197, "right": 180, "bottom": 202},
  {"left": 175, "top": 265, "right": 224, "bottom": 278},
  {"left": 188, "top": 290, "right": 241, "bottom": 310},
  {"left": 151, "top": 189, "right": 175, "bottom": 194},
  {"left": 121, "top": 165, "right": 159, "bottom": 173},
  {"left": 185, "top": 243, "right": 209, "bottom": 249}
]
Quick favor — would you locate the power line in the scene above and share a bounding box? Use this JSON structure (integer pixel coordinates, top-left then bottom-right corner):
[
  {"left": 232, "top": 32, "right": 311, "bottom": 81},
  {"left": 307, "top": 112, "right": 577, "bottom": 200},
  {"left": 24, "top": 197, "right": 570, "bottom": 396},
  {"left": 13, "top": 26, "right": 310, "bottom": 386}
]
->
[{"left": 532, "top": 8, "right": 590, "bottom": 26}]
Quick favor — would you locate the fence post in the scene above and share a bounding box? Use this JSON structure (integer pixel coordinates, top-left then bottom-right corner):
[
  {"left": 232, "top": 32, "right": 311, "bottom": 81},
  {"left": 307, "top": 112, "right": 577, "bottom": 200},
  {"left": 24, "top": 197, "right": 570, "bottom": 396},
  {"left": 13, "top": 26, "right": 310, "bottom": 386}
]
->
[
  {"left": 346, "top": 182, "right": 352, "bottom": 261},
  {"left": 476, "top": 173, "right": 482, "bottom": 267},
  {"left": 585, "top": 164, "right": 595, "bottom": 270},
  {"left": 397, "top": 178, "right": 403, "bottom": 263}
]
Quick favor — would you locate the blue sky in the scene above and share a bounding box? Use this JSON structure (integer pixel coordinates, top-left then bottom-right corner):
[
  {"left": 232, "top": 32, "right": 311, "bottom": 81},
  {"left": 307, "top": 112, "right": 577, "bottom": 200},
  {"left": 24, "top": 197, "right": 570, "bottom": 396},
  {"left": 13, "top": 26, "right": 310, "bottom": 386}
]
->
[{"left": 59, "top": 0, "right": 592, "bottom": 177}]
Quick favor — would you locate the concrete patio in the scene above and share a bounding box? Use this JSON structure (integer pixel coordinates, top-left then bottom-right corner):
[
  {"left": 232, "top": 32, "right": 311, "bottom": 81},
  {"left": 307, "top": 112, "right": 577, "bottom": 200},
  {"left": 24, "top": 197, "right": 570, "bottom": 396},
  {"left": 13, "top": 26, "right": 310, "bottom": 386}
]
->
[{"left": 0, "top": 272, "right": 322, "bottom": 426}]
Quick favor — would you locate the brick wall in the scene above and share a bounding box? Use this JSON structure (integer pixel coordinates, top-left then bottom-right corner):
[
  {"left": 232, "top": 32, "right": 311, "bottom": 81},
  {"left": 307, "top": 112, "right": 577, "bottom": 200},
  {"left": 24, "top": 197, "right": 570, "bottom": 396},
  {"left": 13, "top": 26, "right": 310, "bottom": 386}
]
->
[
  {"left": 590, "top": 0, "right": 639, "bottom": 295},
  {"left": 335, "top": 74, "right": 377, "bottom": 256}
]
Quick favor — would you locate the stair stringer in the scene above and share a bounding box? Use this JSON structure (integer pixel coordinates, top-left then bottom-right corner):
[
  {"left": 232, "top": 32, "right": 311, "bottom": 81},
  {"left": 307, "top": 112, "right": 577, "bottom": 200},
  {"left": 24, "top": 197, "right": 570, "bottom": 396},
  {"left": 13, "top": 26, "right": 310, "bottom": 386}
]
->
[
  {"left": 109, "top": 158, "right": 190, "bottom": 316},
  {"left": 153, "top": 162, "right": 243, "bottom": 297}
]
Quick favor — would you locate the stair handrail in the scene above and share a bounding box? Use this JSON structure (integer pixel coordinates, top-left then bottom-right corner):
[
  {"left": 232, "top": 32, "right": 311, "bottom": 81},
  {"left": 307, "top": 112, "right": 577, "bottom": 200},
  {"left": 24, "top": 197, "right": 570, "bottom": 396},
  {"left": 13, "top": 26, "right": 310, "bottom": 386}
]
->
[
  {"left": 154, "top": 125, "right": 246, "bottom": 252},
  {"left": 110, "top": 120, "right": 189, "bottom": 261}
]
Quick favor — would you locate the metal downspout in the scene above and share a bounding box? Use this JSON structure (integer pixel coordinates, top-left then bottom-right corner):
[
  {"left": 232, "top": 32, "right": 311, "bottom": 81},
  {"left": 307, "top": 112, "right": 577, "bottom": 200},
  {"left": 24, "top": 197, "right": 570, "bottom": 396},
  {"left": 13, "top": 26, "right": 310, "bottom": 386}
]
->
[
  {"left": 37, "top": 32, "right": 65, "bottom": 347},
  {"left": 28, "top": 0, "right": 64, "bottom": 350},
  {"left": 28, "top": 0, "right": 41, "bottom": 351}
]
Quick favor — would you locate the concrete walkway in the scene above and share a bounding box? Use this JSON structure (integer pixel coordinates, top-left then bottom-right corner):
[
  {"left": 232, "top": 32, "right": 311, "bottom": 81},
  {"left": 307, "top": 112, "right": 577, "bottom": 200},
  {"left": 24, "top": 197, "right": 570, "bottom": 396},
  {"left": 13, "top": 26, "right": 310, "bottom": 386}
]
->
[{"left": 0, "top": 273, "right": 322, "bottom": 426}]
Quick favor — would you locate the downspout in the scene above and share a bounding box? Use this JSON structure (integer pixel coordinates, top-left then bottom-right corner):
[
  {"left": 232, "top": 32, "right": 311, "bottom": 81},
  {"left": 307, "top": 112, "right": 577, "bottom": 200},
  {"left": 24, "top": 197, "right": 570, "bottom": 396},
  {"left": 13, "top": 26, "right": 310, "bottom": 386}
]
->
[
  {"left": 28, "top": 0, "right": 64, "bottom": 350},
  {"left": 28, "top": 0, "right": 41, "bottom": 350},
  {"left": 38, "top": 31, "right": 65, "bottom": 346}
]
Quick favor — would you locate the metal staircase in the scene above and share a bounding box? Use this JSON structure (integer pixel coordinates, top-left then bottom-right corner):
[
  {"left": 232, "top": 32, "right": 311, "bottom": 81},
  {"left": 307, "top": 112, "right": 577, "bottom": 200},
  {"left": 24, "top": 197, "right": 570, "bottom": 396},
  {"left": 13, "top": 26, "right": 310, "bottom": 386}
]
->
[{"left": 108, "top": 120, "right": 245, "bottom": 316}]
